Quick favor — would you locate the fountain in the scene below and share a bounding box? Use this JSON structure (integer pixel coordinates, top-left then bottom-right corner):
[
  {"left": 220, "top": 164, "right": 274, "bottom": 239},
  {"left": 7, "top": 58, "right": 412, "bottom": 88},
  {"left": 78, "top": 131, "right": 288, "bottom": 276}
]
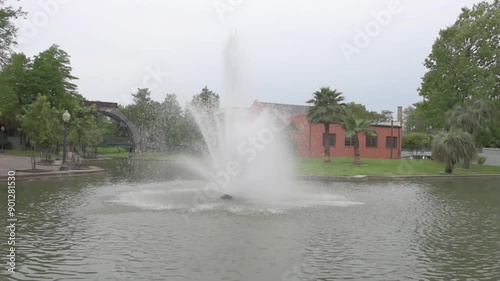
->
[
  {"left": 179, "top": 32, "right": 297, "bottom": 202},
  {"left": 187, "top": 102, "right": 294, "bottom": 202}
]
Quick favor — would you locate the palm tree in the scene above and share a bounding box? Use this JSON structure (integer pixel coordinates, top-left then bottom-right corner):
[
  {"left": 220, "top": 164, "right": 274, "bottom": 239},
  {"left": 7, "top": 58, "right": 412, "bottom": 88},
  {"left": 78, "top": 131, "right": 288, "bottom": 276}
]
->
[
  {"left": 445, "top": 98, "right": 494, "bottom": 168},
  {"left": 432, "top": 129, "right": 477, "bottom": 174},
  {"left": 341, "top": 115, "right": 377, "bottom": 165},
  {"left": 306, "top": 87, "right": 346, "bottom": 163}
]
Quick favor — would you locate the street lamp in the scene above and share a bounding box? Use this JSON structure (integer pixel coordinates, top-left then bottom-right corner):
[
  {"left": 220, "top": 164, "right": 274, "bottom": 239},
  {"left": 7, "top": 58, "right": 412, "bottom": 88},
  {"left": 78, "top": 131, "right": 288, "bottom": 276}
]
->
[
  {"left": 60, "top": 110, "right": 71, "bottom": 171},
  {"left": 0, "top": 125, "right": 5, "bottom": 153}
]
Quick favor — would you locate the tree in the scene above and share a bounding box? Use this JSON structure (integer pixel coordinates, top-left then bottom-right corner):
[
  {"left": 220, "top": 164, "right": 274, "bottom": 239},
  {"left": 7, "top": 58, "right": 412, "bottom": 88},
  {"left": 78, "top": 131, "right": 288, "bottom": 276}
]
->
[
  {"left": 402, "top": 105, "right": 431, "bottom": 135},
  {"left": 306, "top": 87, "right": 346, "bottom": 163},
  {"left": 0, "top": 53, "right": 31, "bottom": 118},
  {"left": 191, "top": 86, "right": 220, "bottom": 115},
  {"left": 341, "top": 115, "right": 377, "bottom": 165},
  {"left": 30, "top": 45, "right": 81, "bottom": 110},
  {"left": 372, "top": 110, "right": 394, "bottom": 123},
  {"left": 0, "top": 0, "right": 24, "bottom": 66},
  {"left": 68, "top": 105, "right": 104, "bottom": 158},
  {"left": 444, "top": 98, "right": 494, "bottom": 168},
  {"left": 345, "top": 102, "right": 379, "bottom": 121},
  {"left": 417, "top": 1, "right": 500, "bottom": 128},
  {"left": 185, "top": 87, "right": 221, "bottom": 154},
  {"left": 432, "top": 129, "right": 478, "bottom": 174},
  {"left": 16, "top": 95, "right": 63, "bottom": 170},
  {"left": 402, "top": 132, "right": 431, "bottom": 158},
  {"left": 445, "top": 99, "right": 494, "bottom": 141},
  {"left": 159, "top": 94, "right": 183, "bottom": 152}
]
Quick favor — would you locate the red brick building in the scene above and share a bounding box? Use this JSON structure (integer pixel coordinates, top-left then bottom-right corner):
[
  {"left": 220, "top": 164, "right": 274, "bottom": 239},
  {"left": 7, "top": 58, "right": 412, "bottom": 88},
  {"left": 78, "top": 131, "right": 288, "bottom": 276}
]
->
[{"left": 250, "top": 100, "right": 403, "bottom": 159}]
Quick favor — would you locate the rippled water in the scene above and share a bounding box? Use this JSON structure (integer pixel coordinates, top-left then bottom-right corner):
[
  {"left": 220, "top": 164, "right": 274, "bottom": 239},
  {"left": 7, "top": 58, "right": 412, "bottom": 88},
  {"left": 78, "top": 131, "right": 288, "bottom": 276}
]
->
[{"left": 1, "top": 160, "right": 499, "bottom": 280}]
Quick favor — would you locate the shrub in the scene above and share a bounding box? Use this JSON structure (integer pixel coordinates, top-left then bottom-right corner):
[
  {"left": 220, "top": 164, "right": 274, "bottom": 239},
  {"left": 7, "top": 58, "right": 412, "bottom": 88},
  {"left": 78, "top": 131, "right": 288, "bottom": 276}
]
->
[{"left": 477, "top": 156, "right": 487, "bottom": 165}]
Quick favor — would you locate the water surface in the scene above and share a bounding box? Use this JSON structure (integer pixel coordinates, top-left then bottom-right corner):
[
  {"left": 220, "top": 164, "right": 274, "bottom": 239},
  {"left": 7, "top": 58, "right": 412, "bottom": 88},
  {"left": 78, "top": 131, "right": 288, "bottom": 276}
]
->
[{"left": 1, "top": 159, "right": 499, "bottom": 280}]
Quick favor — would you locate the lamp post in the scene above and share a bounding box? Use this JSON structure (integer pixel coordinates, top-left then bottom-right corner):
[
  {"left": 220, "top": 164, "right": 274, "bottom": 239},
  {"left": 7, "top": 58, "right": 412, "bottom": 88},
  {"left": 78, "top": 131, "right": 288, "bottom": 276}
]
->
[
  {"left": 0, "top": 125, "right": 5, "bottom": 153},
  {"left": 60, "top": 110, "right": 71, "bottom": 171}
]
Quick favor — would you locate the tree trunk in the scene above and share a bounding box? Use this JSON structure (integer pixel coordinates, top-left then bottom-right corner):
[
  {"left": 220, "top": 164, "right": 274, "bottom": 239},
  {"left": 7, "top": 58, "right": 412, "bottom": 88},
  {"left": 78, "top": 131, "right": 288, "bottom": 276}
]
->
[
  {"left": 354, "top": 133, "right": 361, "bottom": 165},
  {"left": 48, "top": 146, "right": 52, "bottom": 163},
  {"left": 31, "top": 146, "right": 36, "bottom": 171},
  {"left": 323, "top": 123, "right": 331, "bottom": 163},
  {"left": 462, "top": 159, "right": 471, "bottom": 169},
  {"left": 445, "top": 161, "right": 453, "bottom": 174}
]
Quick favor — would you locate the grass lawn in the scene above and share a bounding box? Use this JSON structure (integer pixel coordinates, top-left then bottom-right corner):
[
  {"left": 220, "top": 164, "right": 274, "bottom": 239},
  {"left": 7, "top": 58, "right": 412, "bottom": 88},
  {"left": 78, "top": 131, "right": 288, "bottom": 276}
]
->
[
  {"left": 3, "top": 149, "right": 55, "bottom": 158},
  {"left": 96, "top": 147, "right": 193, "bottom": 161},
  {"left": 96, "top": 147, "right": 130, "bottom": 158},
  {"left": 296, "top": 157, "right": 500, "bottom": 176}
]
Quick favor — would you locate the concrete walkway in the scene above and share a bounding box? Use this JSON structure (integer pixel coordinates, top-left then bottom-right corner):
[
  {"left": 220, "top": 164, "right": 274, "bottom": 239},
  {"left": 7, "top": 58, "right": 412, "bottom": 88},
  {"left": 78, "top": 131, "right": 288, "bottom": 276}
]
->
[{"left": 0, "top": 154, "right": 104, "bottom": 181}]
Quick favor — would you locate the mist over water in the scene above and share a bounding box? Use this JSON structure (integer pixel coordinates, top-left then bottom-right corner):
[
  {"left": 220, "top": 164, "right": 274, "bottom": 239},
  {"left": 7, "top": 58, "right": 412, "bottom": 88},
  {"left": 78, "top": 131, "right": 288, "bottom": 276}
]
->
[{"left": 188, "top": 104, "right": 297, "bottom": 202}]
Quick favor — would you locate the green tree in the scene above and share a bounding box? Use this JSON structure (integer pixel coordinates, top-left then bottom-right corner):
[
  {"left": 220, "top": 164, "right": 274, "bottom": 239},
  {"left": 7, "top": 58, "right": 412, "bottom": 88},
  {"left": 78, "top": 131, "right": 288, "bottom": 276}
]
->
[
  {"left": 0, "top": 53, "right": 31, "bottom": 118},
  {"left": 16, "top": 95, "right": 63, "bottom": 169},
  {"left": 341, "top": 115, "right": 377, "bottom": 165},
  {"left": 345, "top": 102, "right": 377, "bottom": 121},
  {"left": 68, "top": 105, "right": 104, "bottom": 158},
  {"left": 432, "top": 129, "right": 478, "bottom": 174},
  {"left": 0, "top": 0, "right": 24, "bottom": 65},
  {"left": 445, "top": 98, "right": 494, "bottom": 168},
  {"left": 30, "top": 45, "right": 81, "bottom": 110},
  {"left": 417, "top": 1, "right": 500, "bottom": 128},
  {"left": 159, "top": 94, "right": 183, "bottom": 152},
  {"left": 306, "top": 87, "right": 346, "bottom": 163},
  {"left": 445, "top": 99, "right": 494, "bottom": 141},
  {"left": 191, "top": 86, "right": 220, "bottom": 115},
  {"left": 402, "top": 105, "right": 431, "bottom": 135},
  {"left": 372, "top": 110, "right": 394, "bottom": 123},
  {"left": 402, "top": 132, "right": 431, "bottom": 158}
]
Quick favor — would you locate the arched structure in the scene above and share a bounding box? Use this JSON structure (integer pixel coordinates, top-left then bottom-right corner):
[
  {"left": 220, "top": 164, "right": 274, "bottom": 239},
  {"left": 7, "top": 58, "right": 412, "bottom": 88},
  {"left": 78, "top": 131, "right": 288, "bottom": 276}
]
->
[{"left": 83, "top": 101, "right": 142, "bottom": 152}]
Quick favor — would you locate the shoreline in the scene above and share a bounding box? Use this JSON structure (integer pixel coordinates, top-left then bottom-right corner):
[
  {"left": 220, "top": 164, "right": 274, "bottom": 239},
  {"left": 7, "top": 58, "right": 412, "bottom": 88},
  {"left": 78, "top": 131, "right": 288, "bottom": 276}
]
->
[
  {"left": 0, "top": 166, "right": 105, "bottom": 181},
  {"left": 295, "top": 173, "right": 500, "bottom": 182}
]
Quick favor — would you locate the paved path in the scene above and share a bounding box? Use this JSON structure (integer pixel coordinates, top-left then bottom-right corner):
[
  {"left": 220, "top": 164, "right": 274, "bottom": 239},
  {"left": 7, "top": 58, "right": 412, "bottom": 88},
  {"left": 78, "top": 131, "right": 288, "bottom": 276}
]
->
[{"left": 0, "top": 154, "right": 60, "bottom": 175}]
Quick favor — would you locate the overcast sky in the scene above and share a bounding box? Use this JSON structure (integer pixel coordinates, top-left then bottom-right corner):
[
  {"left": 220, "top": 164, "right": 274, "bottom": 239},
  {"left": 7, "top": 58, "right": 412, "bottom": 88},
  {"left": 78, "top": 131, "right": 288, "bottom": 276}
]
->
[{"left": 11, "top": 0, "right": 484, "bottom": 115}]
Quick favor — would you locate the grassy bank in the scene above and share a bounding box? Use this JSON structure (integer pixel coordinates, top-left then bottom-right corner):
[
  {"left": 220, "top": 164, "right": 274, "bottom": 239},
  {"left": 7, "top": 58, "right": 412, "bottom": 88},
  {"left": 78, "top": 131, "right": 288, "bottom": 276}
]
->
[
  {"left": 3, "top": 150, "right": 54, "bottom": 158},
  {"left": 296, "top": 157, "right": 500, "bottom": 176}
]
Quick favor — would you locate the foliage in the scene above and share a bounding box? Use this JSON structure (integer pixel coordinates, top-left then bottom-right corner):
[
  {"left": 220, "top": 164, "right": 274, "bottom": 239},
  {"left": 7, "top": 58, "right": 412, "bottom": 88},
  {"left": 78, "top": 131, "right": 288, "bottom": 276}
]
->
[
  {"left": 402, "top": 132, "right": 431, "bottom": 158},
  {"left": 417, "top": 1, "right": 500, "bottom": 128},
  {"left": 190, "top": 86, "right": 220, "bottom": 116},
  {"left": 0, "top": 53, "right": 31, "bottom": 117},
  {"left": 341, "top": 114, "right": 377, "bottom": 165},
  {"left": 432, "top": 129, "right": 478, "bottom": 174},
  {"left": 30, "top": 45, "right": 81, "bottom": 110},
  {"left": 16, "top": 95, "right": 63, "bottom": 169},
  {"left": 0, "top": 46, "right": 82, "bottom": 126},
  {"left": 306, "top": 87, "right": 346, "bottom": 163},
  {"left": 0, "top": 0, "right": 24, "bottom": 65},
  {"left": 68, "top": 105, "right": 104, "bottom": 155},
  {"left": 402, "top": 105, "right": 432, "bottom": 135},
  {"left": 444, "top": 98, "right": 495, "bottom": 146},
  {"left": 477, "top": 155, "right": 487, "bottom": 165}
]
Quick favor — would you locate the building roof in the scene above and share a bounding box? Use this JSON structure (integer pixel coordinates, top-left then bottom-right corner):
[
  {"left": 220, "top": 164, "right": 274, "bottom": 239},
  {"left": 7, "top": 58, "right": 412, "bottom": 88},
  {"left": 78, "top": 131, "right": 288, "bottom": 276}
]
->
[
  {"left": 259, "top": 101, "right": 310, "bottom": 117},
  {"left": 254, "top": 100, "right": 402, "bottom": 127}
]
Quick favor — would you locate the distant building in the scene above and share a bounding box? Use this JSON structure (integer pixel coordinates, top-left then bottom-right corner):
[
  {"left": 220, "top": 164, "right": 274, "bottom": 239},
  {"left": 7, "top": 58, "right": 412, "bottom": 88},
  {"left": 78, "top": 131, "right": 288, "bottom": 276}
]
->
[{"left": 250, "top": 100, "right": 403, "bottom": 159}]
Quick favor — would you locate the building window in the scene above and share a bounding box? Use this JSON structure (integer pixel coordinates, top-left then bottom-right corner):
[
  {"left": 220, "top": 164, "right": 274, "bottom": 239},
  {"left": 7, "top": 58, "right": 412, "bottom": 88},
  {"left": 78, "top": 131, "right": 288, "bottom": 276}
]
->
[
  {"left": 345, "top": 136, "right": 355, "bottom": 146},
  {"left": 386, "top": 136, "right": 398, "bottom": 148},
  {"left": 323, "top": 133, "right": 336, "bottom": 147},
  {"left": 366, "top": 136, "right": 378, "bottom": 147}
]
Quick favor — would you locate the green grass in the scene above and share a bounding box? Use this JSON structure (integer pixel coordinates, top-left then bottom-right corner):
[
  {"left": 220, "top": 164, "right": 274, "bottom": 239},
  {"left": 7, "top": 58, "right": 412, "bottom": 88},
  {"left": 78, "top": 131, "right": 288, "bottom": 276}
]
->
[
  {"left": 96, "top": 147, "right": 130, "bottom": 158},
  {"left": 296, "top": 157, "right": 500, "bottom": 176},
  {"left": 3, "top": 149, "right": 54, "bottom": 158}
]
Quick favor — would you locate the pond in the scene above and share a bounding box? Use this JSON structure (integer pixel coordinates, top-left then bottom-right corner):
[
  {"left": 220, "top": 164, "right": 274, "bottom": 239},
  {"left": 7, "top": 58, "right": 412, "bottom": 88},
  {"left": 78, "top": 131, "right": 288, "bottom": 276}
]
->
[{"left": 1, "top": 159, "right": 499, "bottom": 280}]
